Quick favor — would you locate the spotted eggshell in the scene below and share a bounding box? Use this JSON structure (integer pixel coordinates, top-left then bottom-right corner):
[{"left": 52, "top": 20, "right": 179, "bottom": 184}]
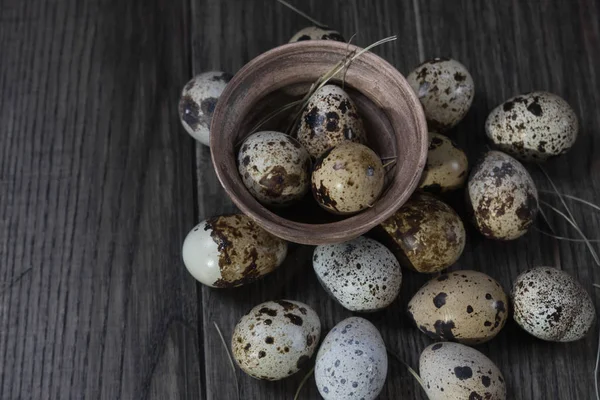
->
[
  {"left": 381, "top": 193, "right": 465, "bottom": 274},
  {"left": 231, "top": 300, "right": 321, "bottom": 380},
  {"left": 486, "top": 91, "right": 578, "bottom": 161},
  {"left": 420, "top": 342, "right": 506, "bottom": 400},
  {"left": 407, "top": 58, "right": 474, "bottom": 132},
  {"left": 238, "top": 131, "right": 311, "bottom": 206},
  {"left": 178, "top": 71, "right": 232, "bottom": 146},
  {"left": 289, "top": 26, "right": 346, "bottom": 43},
  {"left": 408, "top": 270, "right": 509, "bottom": 344},
  {"left": 297, "top": 84, "right": 366, "bottom": 159},
  {"left": 312, "top": 142, "right": 384, "bottom": 215},
  {"left": 313, "top": 236, "right": 402, "bottom": 312},
  {"left": 512, "top": 267, "right": 596, "bottom": 342},
  {"left": 419, "top": 133, "right": 468, "bottom": 193},
  {"left": 467, "top": 151, "right": 538, "bottom": 240},
  {"left": 315, "top": 317, "right": 388, "bottom": 400},
  {"left": 181, "top": 214, "right": 287, "bottom": 288}
]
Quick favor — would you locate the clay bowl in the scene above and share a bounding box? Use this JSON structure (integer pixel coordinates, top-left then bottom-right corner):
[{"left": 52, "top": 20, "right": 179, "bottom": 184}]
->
[{"left": 210, "top": 40, "right": 428, "bottom": 245}]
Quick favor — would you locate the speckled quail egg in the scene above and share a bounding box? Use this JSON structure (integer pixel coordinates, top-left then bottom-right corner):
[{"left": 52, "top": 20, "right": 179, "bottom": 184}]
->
[
  {"left": 297, "top": 84, "right": 367, "bottom": 159},
  {"left": 512, "top": 267, "right": 596, "bottom": 342},
  {"left": 312, "top": 142, "right": 384, "bottom": 215},
  {"left": 182, "top": 214, "right": 287, "bottom": 288},
  {"left": 419, "top": 133, "right": 469, "bottom": 193},
  {"left": 315, "top": 317, "right": 388, "bottom": 400},
  {"left": 467, "top": 151, "right": 538, "bottom": 240},
  {"left": 420, "top": 342, "right": 506, "bottom": 400},
  {"left": 408, "top": 270, "right": 509, "bottom": 344},
  {"left": 178, "top": 71, "right": 232, "bottom": 146},
  {"left": 407, "top": 58, "right": 475, "bottom": 132},
  {"left": 381, "top": 193, "right": 465, "bottom": 274},
  {"left": 231, "top": 300, "right": 321, "bottom": 380},
  {"left": 238, "top": 131, "right": 311, "bottom": 206},
  {"left": 486, "top": 91, "right": 578, "bottom": 161},
  {"left": 289, "top": 26, "right": 345, "bottom": 43},
  {"left": 313, "top": 236, "right": 402, "bottom": 312}
]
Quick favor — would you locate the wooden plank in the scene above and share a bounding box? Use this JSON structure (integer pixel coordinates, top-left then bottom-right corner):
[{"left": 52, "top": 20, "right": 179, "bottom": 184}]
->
[{"left": 0, "top": 0, "right": 202, "bottom": 399}]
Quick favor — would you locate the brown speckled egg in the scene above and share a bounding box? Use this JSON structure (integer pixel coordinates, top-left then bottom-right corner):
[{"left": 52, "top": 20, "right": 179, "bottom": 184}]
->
[
  {"left": 467, "top": 151, "right": 538, "bottom": 240},
  {"left": 182, "top": 214, "right": 288, "bottom": 288},
  {"left": 381, "top": 193, "right": 465, "bottom": 274},
  {"left": 178, "top": 71, "right": 232, "bottom": 146},
  {"left": 311, "top": 142, "right": 384, "bottom": 215},
  {"left": 408, "top": 270, "right": 509, "bottom": 344},
  {"left": 420, "top": 342, "right": 506, "bottom": 400},
  {"left": 407, "top": 58, "right": 474, "bottom": 132},
  {"left": 238, "top": 131, "right": 311, "bottom": 206},
  {"left": 232, "top": 300, "right": 321, "bottom": 380},
  {"left": 486, "top": 91, "right": 578, "bottom": 161},
  {"left": 419, "top": 133, "right": 468, "bottom": 193},
  {"left": 512, "top": 267, "right": 596, "bottom": 342},
  {"left": 297, "top": 84, "right": 367, "bottom": 159},
  {"left": 289, "top": 26, "right": 345, "bottom": 43}
]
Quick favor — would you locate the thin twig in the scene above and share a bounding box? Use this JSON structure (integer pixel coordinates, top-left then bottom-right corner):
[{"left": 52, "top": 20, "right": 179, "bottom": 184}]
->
[
  {"left": 537, "top": 205, "right": 556, "bottom": 234},
  {"left": 594, "top": 283, "right": 600, "bottom": 290},
  {"left": 293, "top": 366, "right": 315, "bottom": 400},
  {"left": 382, "top": 160, "right": 397, "bottom": 169},
  {"left": 386, "top": 349, "right": 428, "bottom": 396},
  {"left": 540, "top": 190, "right": 600, "bottom": 213},
  {"left": 213, "top": 322, "right": 240, "bottom": 400},
  {"left": 538, "top": 165, "right": 579, "bottom": 228},
  {"left": 533, "top": 227, "right": 600, "bottom": 242},
  {"left": 276, "top": 0, "right": 329, "bottom": 28}
]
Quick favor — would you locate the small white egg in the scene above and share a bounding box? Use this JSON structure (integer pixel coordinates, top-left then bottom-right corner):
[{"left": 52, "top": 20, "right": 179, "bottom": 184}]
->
[{"left": 289, "top": 26, "right": 345, "bottom": 43}]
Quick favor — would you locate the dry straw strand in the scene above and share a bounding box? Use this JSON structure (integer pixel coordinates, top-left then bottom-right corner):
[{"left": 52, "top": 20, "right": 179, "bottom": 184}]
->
[
  {"left": 213, "top": 322, "right": 240, "bottom": 400},
  {"left": 276, "top": 0, "right": 329, "bottom": 29}
]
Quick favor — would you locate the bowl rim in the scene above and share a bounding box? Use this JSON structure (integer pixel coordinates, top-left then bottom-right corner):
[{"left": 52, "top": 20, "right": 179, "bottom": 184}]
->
[{"left": 210, "top": 40, "right": 428, "bottom": 245}]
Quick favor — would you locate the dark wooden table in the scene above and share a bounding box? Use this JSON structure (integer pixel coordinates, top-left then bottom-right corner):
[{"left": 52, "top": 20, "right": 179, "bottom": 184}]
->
[{"left": 1, "top": 0, "right": 599, "bottom": 399}]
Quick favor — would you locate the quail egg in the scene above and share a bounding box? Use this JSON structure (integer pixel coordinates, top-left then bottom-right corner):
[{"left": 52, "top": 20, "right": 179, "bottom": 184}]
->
[
  {"left": 289, "top": 26, "right": 345, "bottom": 43},
  {"left": 512, "top": 266, "right": 596, "bottom": 342},
  {"left": 313, "top": 236, "right": 402, "bottom": 312},
  {"left": 178, "top": 71, "right": 232, "bottom": 146},
  {"left": 407, "top": 58, "right": 475, "bottom": 132},
  {"left": 182, "top": 214, "right": 287, "bottom": 287},
  {"left": 408, "top": 270, "right": 509, "bottom": 344},
  {"left": 231, "top": 300, "right": 321, "bottom": 380},
  {"left": 467, "top": 151, "right": 538, "bottom": 240},
  {"left": 297, "top": 84, "right": 366, "bottom": 159},
  {"left": 381, "top": 193, "right": 465, "bottom": 274},
  {"left": 419, "top": 133, "right": 469, "bottom": 193},
  {"left": 315, "top": 317, "right": 388, "bottom": 400},
  {"left": 311, "top": 142, "right": 384, "bottom": 214},
  {"left": 486, "top": 91, "right": 578, "bottom": 161}
]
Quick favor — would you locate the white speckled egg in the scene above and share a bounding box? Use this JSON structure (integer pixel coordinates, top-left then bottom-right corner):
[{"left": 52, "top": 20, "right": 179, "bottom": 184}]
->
[
  {"left": 420, "top": 342, "right": 506, "bottom": 400},
  {"left": 408, "top": 270, "right": 509, "bottom": 344},
  {"left": 312, "top": 142, "right": 384, "bottom": 215},
  {"left": 238, "top": 131, "right": 311, "bottom": 206},
  {"left": 182, "top": 214, "right": 287, "bottom": 288},
  {"left": 381, "top": 193, "right": 465, "bottom": 274},
  {"left": 231, "top": 300, "right": 321, "bottom": 380},
  {"left": 512, "top": 267, "right": 596, "bottom": 342},
  {"left": 178, "top": 71, "right": 232, "bottom": 146},
  {"left": 315, "top": 317, "right": 388, "bottom": 400},
  {"left": 313, "top": 236, "right": 402, "bottom": 312},
  {"left": 289, "top": 26, "right": 345, "bottom": 43},
  {"left": 419, "top": 133, "right": 468, "bottom": 193},
  {"left": 297, "top": 84, "right": 367, "bottom": 159},
  {"left": 486, "top": 91, "right": 578, "bottom": 161},
  {"left": 407, "top": 58, "right": 474, "bottom": 132},
  {"left": 467, "top": 151, "right": 538, "bottom": 240}
]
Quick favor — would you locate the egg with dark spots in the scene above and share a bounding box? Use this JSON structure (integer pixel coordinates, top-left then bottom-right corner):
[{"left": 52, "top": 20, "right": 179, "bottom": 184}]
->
[
  {"left": 381, "top": 193, "right": 465, "bottom": 274},
  {"left": 231, "top": 300, "right": 321, "bottom": 380},
  {"left": 419, "top": 133, "right": 469, "bottom": 193},
  {"left": 467, "top": 150, "right": 538, "bottom": 240},
  {"left": 289, "top": 26, "right": 346, "bottom": 43},
  {"left": 486, "top": 91, "right": 578, "bottom": 161},
  {"left": 182, "top": 214, "right": 287, "bottom": 288},
  {"left": 313, "top": 236, "right": 402, "bottom": 312},
  {"left": 512, "top": 266, "right": 596, "bottom": 342},
  {"left": 297, "top": 84, "right": 366, "bottom": 159},
  {"left": 407, "top": 58, "right": 474, "bottom": 132},
  {"left": 315, "top": 317, "right": 387, "bottom": 400},
  {"left": 238, "top": 131, "right": 311, "bottom": 206},
  {"left": 311, "top": 142, "right": 384, "bottom": 214},
  {"left": 178, "top": 71, "right": 232, "bottom": 146},
  {"left": 420, "top": 342, "right": 506, "bottom": 400},
  {"left": 408, "top": 270, "right": 509, "bottom": 344}
]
